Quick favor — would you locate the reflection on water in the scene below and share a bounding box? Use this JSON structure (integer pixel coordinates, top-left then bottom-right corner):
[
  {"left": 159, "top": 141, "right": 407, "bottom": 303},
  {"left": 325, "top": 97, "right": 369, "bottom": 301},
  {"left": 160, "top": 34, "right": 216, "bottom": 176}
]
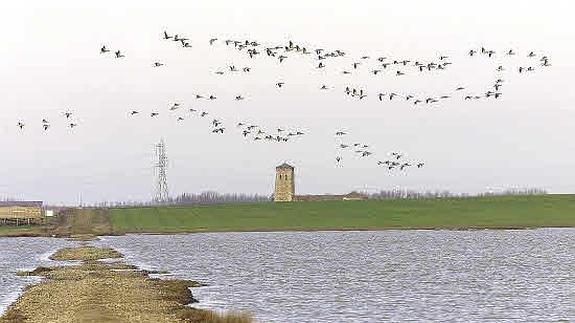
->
[
  {"left": 0, "top": 237, "right": 76, "bottom": 314},
  {"left": 93, "top": 229, "right": 574, "bottom": 322}
]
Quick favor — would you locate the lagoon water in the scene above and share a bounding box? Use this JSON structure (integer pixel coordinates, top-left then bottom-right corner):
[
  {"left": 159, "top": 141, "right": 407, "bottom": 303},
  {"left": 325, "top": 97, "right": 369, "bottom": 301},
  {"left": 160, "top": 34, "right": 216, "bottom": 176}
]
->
[
  {"left": 0, "top": 237, "right": 76, "bottom": 314},
  {"left": 0, "top": 230, "right": 573, "bottom": 322},
  {"left": 88, "top": 229, "right": 574, "bottom": 322}
]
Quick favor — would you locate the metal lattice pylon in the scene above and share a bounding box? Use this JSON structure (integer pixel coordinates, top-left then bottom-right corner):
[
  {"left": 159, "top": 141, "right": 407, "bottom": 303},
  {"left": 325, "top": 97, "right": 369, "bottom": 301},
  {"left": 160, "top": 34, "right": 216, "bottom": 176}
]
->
[{"left": 154, "top": 138, "right": 169, "bottom": 203}]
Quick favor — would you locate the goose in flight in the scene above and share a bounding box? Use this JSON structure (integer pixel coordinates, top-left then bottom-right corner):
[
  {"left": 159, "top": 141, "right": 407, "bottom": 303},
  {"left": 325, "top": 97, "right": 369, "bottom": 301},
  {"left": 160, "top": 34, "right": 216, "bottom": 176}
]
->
[
  {"left": 63, "top": 111, "right": 73, "bottom": 119},
  {"left": 115, "top": 50, "right": 124, "bottom": 58},
  {"left": 200, "top": 112, "right": 208, "bottom": 117},
  {"left": 153, "top": 62, "right": 164, "bottom": 67},
  {"left": 391, "top": 152, "right": 402, "bottom": 159},
  {"left": 209, "top": 38, "right": 218, "bottom": 45},
  {"left": 17, "top": 122, "right": 24, "bottom": 130},
  {"left": 336, "top": 156, "right": 342, "bottom": 163},
  {"left": 276, "top": 82, "right": 285, "bottom": 88},
  {"left": 150, "top": 112, "right": 159, "bottom": 117},
  {"left": 335, "top": 131, "right": 346, "bottom": 136},
  {"left": 235, "top": 95, "right": 245, "bottom": 100},
  {"left": 417, "top": 163, "right": 425, "bottom": 168},
  {"left": 163, "top": 31, "right": 172, "bottom": 40},
  {"left": 361, "top": 151, "right": 372, "bottom": 157},
  {"left": 130, "top": 110, "right": 139, "bottom": 116},
  {"left": 69, "top": 123, "right": 78, "bottom": 128},
  {"left": 100, "top": 46, "right": 110, "bottom": 54},
  {"left": 43, "top": 124, "right": 50, "bottom": 131}
]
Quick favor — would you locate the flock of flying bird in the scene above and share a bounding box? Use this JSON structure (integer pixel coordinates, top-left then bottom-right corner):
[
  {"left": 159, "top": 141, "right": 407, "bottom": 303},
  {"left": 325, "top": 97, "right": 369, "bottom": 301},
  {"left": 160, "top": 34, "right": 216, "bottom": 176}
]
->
[
  {"left": 14, "top": 30, "right": 551, "bottom": 173},
  {"left": 334, "top": 131, "right": 424, "bottom": 171}
]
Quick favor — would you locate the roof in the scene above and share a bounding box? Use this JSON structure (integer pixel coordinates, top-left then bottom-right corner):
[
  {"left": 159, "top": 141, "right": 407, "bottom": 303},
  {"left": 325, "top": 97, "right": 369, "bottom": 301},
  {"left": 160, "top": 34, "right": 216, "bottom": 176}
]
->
[
  {"left": 0, "top": 201, "right": 43, "bottom": 207},
  {"left": 343, "top": 191, "right": 368, "bottom": 199},
  {"left": 276, "top": 163, "right": 294, "bottom": 170}
]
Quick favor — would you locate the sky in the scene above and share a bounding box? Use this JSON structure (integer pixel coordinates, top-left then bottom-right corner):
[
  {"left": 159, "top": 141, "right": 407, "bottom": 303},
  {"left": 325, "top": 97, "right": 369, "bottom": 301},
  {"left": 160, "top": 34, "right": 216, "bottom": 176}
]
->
[{"left": 0, "top": 0, "right": 574, "bottom": 205}]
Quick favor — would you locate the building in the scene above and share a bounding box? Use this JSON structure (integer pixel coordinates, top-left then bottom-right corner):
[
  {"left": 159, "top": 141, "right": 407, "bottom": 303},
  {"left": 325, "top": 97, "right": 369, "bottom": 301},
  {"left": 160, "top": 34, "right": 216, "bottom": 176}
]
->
[
  {"left": 0, "top": 201, "right": 44, "bottom": 225},
  {"left": 274, "top": 163, "right": 295, "bottom": 202},
  {"left": 273, "top": 163, "right": 368, "bottom": 202},
  {"left": 294, "top": 191, "right": 368, "bottom": 201}
]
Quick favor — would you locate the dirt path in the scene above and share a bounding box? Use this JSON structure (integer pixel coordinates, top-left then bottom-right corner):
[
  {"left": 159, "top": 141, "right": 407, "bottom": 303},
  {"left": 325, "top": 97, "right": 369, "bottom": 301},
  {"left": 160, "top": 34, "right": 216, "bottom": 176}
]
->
[
  {"left": 0, "top": 246, "right": 252, "bottom": 323},
  {"left": 52, "top": 208, "right": 115, "bottom": 237}
]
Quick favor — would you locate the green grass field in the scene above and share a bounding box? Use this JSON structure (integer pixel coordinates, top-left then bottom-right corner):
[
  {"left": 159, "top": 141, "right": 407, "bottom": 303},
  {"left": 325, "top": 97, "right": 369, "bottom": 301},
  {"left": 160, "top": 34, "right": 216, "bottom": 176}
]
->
[{"left": 110, "top": 194, "right": 575, "bottom": 233}]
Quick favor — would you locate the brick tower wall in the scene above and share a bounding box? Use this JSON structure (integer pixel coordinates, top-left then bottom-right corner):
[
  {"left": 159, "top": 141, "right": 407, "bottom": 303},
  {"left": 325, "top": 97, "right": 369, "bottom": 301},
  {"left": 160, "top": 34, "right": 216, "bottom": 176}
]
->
[{"left": 274, "top": 167, "right": 295, "bottom": 202}]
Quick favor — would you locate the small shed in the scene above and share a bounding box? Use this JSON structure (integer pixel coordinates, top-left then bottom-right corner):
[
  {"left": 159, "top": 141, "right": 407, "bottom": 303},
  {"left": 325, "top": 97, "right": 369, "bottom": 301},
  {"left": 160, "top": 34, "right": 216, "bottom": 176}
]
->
[{"left": 0, "top": 201, "right": 44, "bottom": 225}]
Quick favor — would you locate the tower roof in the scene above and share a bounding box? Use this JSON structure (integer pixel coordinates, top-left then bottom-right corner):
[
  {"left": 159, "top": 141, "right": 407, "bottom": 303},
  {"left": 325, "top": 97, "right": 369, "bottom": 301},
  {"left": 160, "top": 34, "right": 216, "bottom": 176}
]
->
[{"left": 276, "top": 162, "right": 294, "bottom": 170}]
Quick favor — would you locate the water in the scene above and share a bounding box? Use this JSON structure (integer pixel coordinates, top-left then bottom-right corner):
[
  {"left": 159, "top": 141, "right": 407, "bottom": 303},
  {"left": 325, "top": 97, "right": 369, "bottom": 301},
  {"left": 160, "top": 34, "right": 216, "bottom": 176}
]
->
[
  {"left": 0, "top": 237, "right": 76, "bottom": 314},
  {"left": 90, "top": 229, "right": 575, "bottom": 322}
]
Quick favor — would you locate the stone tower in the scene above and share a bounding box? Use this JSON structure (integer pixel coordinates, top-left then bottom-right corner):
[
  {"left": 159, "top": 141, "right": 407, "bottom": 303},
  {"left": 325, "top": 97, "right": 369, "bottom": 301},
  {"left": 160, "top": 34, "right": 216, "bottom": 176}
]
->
[{"left": 274, "top": 163, "right": 295, "bottom": 202}]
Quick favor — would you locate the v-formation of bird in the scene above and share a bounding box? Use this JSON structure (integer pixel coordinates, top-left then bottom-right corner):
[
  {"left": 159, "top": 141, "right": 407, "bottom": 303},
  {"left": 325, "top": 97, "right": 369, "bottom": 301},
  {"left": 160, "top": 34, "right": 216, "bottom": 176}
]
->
[{"left": 14, "top": 30, "right": 552, "bottom": 173}]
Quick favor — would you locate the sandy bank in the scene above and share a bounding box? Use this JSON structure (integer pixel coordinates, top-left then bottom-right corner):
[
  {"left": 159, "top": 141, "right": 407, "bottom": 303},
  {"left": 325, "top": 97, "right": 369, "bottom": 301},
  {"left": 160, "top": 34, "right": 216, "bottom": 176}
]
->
[{"left": 0, "top": 246, "right": 252, "bottom": 323}]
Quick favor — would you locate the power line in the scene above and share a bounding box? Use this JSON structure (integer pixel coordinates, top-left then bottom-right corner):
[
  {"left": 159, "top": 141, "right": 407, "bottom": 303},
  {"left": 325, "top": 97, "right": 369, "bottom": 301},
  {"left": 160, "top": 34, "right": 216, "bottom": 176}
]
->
[{"left": 154, "top": 138, "right": 169, "bottom": 203}]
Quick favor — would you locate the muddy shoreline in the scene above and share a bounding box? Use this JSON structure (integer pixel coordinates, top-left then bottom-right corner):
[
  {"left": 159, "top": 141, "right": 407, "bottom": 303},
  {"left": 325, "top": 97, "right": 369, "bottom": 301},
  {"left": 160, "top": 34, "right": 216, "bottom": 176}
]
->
[{"left": 0, "top": 244, "right": 252, "bottom": 323}]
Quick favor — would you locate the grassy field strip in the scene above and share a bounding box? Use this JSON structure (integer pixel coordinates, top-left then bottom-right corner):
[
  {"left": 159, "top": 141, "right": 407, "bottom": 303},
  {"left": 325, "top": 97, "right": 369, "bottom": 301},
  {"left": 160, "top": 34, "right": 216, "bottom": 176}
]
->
[{"left": 110, "top": 195, "right": 575, "bottom": 233}]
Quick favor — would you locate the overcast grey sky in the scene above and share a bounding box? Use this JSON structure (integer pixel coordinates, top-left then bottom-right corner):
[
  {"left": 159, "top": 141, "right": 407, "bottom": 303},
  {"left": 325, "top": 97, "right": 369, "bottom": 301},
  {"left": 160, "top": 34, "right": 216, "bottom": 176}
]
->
[{"left": 1, "top": 0, "right": 574, "bottom": 204}]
